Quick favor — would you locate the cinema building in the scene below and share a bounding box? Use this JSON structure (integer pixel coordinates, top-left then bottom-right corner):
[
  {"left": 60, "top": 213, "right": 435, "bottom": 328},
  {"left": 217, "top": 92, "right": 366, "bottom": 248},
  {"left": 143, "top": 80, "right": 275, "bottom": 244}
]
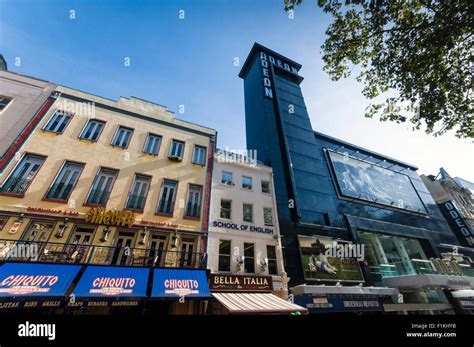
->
[
  {"left": 238, "top": 43, "right": 474, "bottom": 314},
  {"left": 206, "top": 150, "right": 305, "bottom": 314},
  {"left": 0, "top": 81, "right": 216, "bottom": 314}
]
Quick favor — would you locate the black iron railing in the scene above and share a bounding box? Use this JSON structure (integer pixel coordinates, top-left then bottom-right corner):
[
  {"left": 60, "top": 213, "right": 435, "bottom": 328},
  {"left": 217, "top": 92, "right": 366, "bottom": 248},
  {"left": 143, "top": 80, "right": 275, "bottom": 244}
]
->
[
  {"left": 86, "top": 189, "right": 111, "bottom": 205},
  {"left": 0, "top": 178, "right": 32, "bottom": 194},
  {"left": 0, "top": 239, "right": 204, "bottom": 269}
]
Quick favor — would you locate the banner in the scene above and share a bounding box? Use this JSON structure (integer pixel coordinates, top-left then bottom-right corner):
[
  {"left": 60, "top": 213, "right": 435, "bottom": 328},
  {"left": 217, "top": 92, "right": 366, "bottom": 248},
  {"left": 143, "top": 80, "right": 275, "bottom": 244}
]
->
[{"left": 152, "top": 269, "right": 210, "bottom": 298}]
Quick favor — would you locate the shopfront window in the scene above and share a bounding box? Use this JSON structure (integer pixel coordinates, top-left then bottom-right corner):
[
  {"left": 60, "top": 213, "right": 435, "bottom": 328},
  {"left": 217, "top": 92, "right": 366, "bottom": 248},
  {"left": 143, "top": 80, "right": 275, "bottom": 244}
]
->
[{"left": 358, "top": 231, "right": 434, "bottom": 284}]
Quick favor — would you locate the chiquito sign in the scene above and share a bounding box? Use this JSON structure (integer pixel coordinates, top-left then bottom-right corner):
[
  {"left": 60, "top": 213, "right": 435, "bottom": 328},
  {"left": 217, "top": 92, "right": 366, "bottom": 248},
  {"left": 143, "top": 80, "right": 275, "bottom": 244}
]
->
[
  {"left": 85, "top": 208, "right": 135, "bottom": 227},
  {"left": 259, "top": 51, "right": 299, "bottom": 99}
]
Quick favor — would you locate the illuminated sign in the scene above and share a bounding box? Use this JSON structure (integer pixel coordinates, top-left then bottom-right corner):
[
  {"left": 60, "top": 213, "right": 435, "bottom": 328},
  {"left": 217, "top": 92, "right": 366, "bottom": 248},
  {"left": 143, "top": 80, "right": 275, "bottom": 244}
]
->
[
  {"left": 0, "top": 263, "right": 81, "bottom": 297},
  {"left": 85, "top": 208, "right": 135, "bottom": 227},
  {"left": 210, "top": 274, "right": 273, "bottom": 292},
  {"left": 8, "top": 222, "right": 21, "bottom": 234},
  {"left": 212, "top": 221, "right": 274, "bottom": 234},
  {"left": 73, "top": 266, "right": 149, "bottom": 298},
  {"left": 297, "top": 235, "right": 365, "bottom": 283},
  {"left": 152, "top": 269, "right": 211, "bottom": 298}
]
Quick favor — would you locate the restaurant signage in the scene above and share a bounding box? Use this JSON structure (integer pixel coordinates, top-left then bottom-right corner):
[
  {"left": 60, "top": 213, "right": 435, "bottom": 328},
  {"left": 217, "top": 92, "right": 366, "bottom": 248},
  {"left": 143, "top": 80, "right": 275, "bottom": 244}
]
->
[
  {"left": 0, "top": 263, "right": 81, "bottom": 297},
  {"left": 210, "top": 274, "right": 273, "bottom": 292},
  {"left": 85, "top": 208, "right": 135, "bottom": 227},
  {"left": 72, "top": 266, "right": 149, "bottom": 298},
  {"left": 27, "top": 206, "right": 79, "bottom": 216},
  {"left": 152, "top": 269, "right": 211, "bottom": 298}
]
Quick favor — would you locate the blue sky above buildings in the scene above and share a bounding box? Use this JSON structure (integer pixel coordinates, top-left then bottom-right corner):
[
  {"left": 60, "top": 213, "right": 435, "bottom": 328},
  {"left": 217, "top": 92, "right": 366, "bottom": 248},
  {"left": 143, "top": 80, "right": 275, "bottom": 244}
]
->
[{"left": 1, "top": 0, "right": 472, "bottom": 180}]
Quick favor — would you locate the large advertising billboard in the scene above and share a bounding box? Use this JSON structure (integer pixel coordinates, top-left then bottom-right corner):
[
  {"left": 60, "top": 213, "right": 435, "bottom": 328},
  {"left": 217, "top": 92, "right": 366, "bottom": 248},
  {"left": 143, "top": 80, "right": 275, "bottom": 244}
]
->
[
  {"left": 297, "top": 236, "right": 364, "bottom": 283},
  {"left": 327, "top": 150, "right": 427, "bottom": 214}
]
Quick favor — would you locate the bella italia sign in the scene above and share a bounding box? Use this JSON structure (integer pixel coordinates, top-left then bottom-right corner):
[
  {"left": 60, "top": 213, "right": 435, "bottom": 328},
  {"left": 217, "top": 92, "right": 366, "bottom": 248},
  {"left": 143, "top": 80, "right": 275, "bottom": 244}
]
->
[
  {"left": 210, "top": 274, "right": 273, "bottom": 292},
  {"left": 85, "top": 208, "right": 135, "bottom": 227}
]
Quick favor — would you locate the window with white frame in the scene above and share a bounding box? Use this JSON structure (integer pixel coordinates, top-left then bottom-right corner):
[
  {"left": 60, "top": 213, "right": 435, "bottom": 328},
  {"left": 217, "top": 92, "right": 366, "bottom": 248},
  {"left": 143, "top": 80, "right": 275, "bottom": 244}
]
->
[
  {"left": 220, "top": 199, "right": 232, "bottom": 219},
  {"left": 243, "top": 203, "right": 253, "bottom": 223},
  {"left": 111, "top": 126, "right": 133, "bottom": 148},
  {"left": 221, "top": 171, "right": 234, "bottom": 185},
  {"left": 192, "top": 145, "right": 206, "bottom": 165},
  {"left": 46, "top": 161, "right": 84, "bottom": 200},
  {"left": 185, "top": 185, "right": 202, "bottom": 218},
  {"left": 143, "top": 133, "right": 161, "bottom": 155},
  {"left": 242, "top": 176, "right": 252, "bottom": 190},
  {"left": 79, "top": 119, "right": 105, "bottom": 141},
  {"left": 263, "top": 207, "right": 273, "bottom": 226},
  {"left": 43, "top": 110, "right": 73, "bottom": 133}
]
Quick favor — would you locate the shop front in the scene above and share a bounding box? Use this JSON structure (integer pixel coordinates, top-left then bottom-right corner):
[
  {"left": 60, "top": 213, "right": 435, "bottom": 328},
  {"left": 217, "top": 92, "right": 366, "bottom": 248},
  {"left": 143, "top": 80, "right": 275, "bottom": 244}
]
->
[
  {"left": 208, "top": 274, "right": 306, "bottom": 315},
  {"left": 149, "top": 268, "right": 211, "bottom": 315},
  {"left": 67, "top": 265, "right": 149, "bottom": 315},
  {"left": 0, "top": 262, "right": 81, "bottom": 313}
]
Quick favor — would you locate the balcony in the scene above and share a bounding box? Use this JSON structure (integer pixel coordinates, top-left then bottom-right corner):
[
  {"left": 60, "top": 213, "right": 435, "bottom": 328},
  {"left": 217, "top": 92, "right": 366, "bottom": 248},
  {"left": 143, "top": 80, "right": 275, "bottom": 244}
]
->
[
  {"left": 0, "top": 177, "right": 32, "bottom": 195},
  {"left": 86, "top": 189, "right": 111, "bottom": 206},
  {"left": 0, "top": 239, "right": 205, "bottom": 269},
  {"left": 125, "top": 194, "right": 147, "bottom": 211}
]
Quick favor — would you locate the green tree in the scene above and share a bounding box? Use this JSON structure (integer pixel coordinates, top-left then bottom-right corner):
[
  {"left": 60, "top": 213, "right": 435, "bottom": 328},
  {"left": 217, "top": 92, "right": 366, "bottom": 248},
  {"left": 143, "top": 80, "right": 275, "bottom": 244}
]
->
[{"left": 284, "top": 0, "right": 473, "bottom": 138}]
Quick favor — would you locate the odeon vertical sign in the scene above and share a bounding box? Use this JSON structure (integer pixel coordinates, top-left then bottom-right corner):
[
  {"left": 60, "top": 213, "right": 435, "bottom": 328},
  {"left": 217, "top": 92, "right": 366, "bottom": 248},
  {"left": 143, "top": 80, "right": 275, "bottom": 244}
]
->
[{"left": 259, "top": 51, "right": 299, "bottom": 99}]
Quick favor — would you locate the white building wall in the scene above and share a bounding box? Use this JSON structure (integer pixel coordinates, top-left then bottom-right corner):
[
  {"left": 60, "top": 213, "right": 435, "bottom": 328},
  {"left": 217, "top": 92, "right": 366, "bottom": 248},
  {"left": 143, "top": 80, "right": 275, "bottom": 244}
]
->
[{"left": 207, "top": 154, "right": 287, "bottom": 294}]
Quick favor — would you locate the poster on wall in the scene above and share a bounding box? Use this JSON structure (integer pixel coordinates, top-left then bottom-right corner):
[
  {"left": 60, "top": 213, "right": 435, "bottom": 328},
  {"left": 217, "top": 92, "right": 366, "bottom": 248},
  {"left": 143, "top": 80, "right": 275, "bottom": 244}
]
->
[
  {"left": 327, "top": 150, "right": 427, "bottom": 214},
  {"left": 297, "top": 235, "right": 364, "bottom": 283}
]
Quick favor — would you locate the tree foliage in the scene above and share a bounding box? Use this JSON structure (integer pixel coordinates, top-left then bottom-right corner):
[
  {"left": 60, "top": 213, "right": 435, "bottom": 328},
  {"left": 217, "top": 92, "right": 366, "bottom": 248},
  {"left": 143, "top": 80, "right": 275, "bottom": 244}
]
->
[{"left": 284, "top": 0, "right": 473, "bottom": 138}]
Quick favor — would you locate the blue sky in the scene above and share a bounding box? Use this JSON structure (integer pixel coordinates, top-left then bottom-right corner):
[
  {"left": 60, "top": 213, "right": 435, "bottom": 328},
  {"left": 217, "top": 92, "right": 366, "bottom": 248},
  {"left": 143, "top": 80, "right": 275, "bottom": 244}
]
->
[{"left": 1, "top": 0, "right": 472, "bottom": 180}]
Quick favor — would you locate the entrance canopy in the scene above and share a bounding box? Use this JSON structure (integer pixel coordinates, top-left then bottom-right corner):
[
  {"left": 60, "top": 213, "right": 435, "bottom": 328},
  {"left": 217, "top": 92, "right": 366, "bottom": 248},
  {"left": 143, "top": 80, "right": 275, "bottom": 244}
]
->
[
  {"left": 72, "top": 266, "right": 149, "bottom": 298},
  {"left": 212, "top": 292, "right": 307, "bottom": 314},
  {"left": 0, "top": 262, "right": 81, "bottom": 297}
]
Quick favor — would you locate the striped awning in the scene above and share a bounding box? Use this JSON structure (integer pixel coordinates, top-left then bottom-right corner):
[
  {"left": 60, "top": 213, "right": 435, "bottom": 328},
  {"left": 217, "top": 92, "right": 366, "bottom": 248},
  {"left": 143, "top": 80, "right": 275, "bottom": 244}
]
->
[{"left": 212, "top": 293, "right": 307, "bottom": 314}]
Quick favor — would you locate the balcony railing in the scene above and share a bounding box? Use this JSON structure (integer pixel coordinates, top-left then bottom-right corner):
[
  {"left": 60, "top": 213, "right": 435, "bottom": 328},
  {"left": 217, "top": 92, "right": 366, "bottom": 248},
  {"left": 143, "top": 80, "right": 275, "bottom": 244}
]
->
[
  {"left": 0, "top": 239, "right": 204, "bottom": 269},
  {"left": 125, "top": 194, "right": 147, "bottom": 210},
  {"left": 0, "top": 177, "right": 32, "bottom": 195},
  {"left": 86, "top": 189, "right": 111, "bottom": 205}
]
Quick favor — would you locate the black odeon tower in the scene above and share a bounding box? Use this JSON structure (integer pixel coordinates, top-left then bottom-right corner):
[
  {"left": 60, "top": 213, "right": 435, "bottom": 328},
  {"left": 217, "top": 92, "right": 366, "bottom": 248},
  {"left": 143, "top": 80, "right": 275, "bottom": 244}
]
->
[{"left": 238, "top": 43, "right": 465, "bottom": 300}]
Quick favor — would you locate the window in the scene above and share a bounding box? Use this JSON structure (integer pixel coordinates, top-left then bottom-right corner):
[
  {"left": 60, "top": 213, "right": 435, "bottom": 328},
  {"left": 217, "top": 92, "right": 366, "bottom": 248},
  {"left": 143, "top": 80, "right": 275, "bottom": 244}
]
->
[
  {"left": 111, "top": 126, "right": 133, "bottom": 148},
  {"left": 218, "top": 240, "right": 231, "bottom": 272},
  {"left": 169, "top": 140, "right": 184, "bottom": 160},
  {"left": 86, "top": 168, "right": 118, "bottom": 205},
  {"left": 43, "top": 110, "right": 73, "bottom": 133},
  {"left": 157, "top": 180, "right": 177, "bottom": 215},
  {"left": 221, "top": 171, "right": 234, "bottom": 185},
  {"left": 267, "top": 245, "right": 278, "bottom": 275},
  {"left": 192, "top": 145, "right": 206, "bottom": 165},
  {"left": 46, "top": 161, "right": 84, "bottom": 201},
  {"left": 0, "top": 96, "right": 12, "bottom": 111},
  {"left": 0, "top": 217, "right": 8, "bottom": 231},
  {"left": 185, "top": 185, "right": 202, "bottom": 218},
  {"left": 263, "top": 207, "right": 273, "bottom": 226},
  {"left": 261, "top": 180, "right": 271, "bottom": 194},
  {"left": 1, "top": 154, "right": 45, "bottom": 195},
  {"left": 242, "top": 176, "right": 252, "bottom": 190},
  {"left": 243, "top": 203, "right": 253, "bottom": 223},
  {"left": 79, "top": 119, "right": 105, "bottom": 141},
  {"left": 244, "top": 243, "right": 255, "bottom": 273},
  {"left": 220, "top": 199, "right": 232, "bottom": 219},
  {"left": 143, "top": 134, "right": 161, "bottom": 155},
  {"left": 126, "top": 174, "right": 151, "bottom": 210}
]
